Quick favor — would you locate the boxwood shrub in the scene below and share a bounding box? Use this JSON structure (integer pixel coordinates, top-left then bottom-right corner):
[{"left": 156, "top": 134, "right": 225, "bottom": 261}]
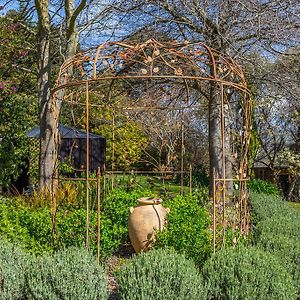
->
[
  {"left": 117, "top": 248, "right": 207, "bottom": 300},
  {"left": 202, "top": 246, "right": 297, "bottom": 300},
  {"left": 0, "top": 188, "right": 153, "bottom": 258},
  {"left": 154, "top": 194, "right": 212, "bottom": 265}
]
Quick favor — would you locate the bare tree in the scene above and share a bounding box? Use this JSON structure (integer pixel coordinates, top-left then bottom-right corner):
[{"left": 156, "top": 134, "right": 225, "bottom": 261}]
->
[{"left": 122, "top": 0, "right": 300, "bottom": 194}]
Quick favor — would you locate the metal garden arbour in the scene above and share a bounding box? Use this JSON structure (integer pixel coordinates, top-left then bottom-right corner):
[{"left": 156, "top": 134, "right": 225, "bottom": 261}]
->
[{"left": 51, "top": 39, "right": 253, "bottom": 261}]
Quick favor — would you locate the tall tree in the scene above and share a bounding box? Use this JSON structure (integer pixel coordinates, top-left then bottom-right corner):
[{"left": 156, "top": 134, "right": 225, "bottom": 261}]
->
[
  {"left": 123, "top": 0, "right": 300, "bottom": 193},
  {"left": 35, "top": 0, "right": 53, "bottom": 190},
  {"left": 33, "top": 0, "right": 124, "bottom": 190}
]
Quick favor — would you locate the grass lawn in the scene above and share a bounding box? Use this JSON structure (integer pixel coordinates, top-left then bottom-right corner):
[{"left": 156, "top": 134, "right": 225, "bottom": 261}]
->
[
  {"left": 287, "top": 201, "right": 300, "bottom": 213},
  {"left": 111, "top": 174, "right": 191, "bottom": 197}
]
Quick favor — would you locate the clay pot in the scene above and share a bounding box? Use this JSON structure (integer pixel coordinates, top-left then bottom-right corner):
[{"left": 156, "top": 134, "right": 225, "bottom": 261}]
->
[{"left": 128, "top": 197, "right": 170, "bottom": 253}]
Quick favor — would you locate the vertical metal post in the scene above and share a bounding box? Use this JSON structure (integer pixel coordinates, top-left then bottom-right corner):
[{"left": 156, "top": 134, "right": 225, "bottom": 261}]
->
[
  {"left": 220, "top": 84, "right": 226, "bottom": 248},
  {"left": 97, "top": 167, "right": 101, "bottom": 264},
  {"left": 103, "top": 163, "right": 106, "bottom": 206},
  {"left": 213, "top": 168, "right": 216, "bottom": 254},
  {"left": 51, "top": 174, "right": 56, "bottom": 237},
  {"left": 189, "top": 164, "right": 192, "bottom": 194},
  {"left": 181, "top": 122, "right": 184, "bottom": 195},
  {"left": 85, "top": 82, "right": 90, "bottom": 250},
  {"left": 112, "top": 110, "right": 115, "bottom": 190}
]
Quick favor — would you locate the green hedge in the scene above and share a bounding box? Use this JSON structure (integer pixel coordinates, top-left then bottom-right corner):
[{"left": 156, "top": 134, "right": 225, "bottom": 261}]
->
[
  {"left": 154, "top": 194, "right": 212, "bottom": 266},
  {"left": 249, "top": 193, "right": 297, "bottom": 224},
  {"left": 117, "top": 248, "right": 206, "bottom": 300},
  {"left": 0, "top": 188, "right": 153, "bottom": 257},
  {"left": 202, "top": 246, "right": 297, "bottom": 300}
]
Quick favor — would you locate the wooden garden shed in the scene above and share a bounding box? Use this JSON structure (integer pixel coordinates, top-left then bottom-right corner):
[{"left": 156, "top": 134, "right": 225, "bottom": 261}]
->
[{"left": 27, "top": 124, "right": 106, "bottom": 175}]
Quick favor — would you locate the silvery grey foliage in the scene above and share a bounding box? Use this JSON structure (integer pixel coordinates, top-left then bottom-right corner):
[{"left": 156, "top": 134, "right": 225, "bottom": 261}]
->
[
  {"left": 203, "top": 245, "right": 297, "bottom": 300},
  {"left": 117, "top": 248, "right": 207, "bottom": 300},
  {"left": 25, "top": 247, "right": 108, "bottom": 300},
  {"left": 0, "top": 239, "right": 29, "bottom": 300}
]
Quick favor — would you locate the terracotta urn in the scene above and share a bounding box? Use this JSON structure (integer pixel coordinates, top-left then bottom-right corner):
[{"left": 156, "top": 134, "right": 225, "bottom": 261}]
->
[{"left": 128, "top": 197, "right": 170, "bottom": 253}]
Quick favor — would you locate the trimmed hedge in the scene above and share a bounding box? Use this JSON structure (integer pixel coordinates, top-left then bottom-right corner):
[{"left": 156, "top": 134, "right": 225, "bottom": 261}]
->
[
  {"left": 0, "top": 240, "right": 108, "bottom": 300},
  {"left": 117, "top": 248, "right": 207, "bottom": 300},
  {"left": 203, "top": 246, "right": 297, "bottom": 300}
]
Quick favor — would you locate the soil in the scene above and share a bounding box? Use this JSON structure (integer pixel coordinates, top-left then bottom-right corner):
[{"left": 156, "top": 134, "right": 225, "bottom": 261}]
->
[{"left": 105, "top": 242, "right": 135, "bottom": 300}]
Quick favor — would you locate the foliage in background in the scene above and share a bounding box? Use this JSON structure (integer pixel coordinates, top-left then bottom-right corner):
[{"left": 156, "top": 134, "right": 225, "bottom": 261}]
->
[
  {"left": 203, "top": 246, "right": 297, "bottom": 300},
  {"left": 26, "top": 247, "right": 108, "bottom": 300},
  {"left": 0, "top": 13, "right": 38, "bottom": 188},
  {"left": 247, "top": 179, "right": 280, "bottom": 196},
  {"left": 62, "top": 91, "right": 148, "bottom": 171},
  {"left": 117, "top": 248, "right": 207, "bottom": 300},
  {"left": 278, "top": 149, "right": 300, "bottom": 200},
  {"left": 190, "top": 165, "right": 210, "bottom": 188},
  {"left": 154, "top": 194, "right": 211, "bottom": 266}
]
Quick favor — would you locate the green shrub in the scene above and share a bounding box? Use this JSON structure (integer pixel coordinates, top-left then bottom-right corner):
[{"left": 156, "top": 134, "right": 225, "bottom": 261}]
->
[
  {"left": 25, "top": 247, "right": 108, "bottom": 300},
  {"left": 250, "top": 193, "right": 300, "bottom": 241},
  {"left": 56, "top": 208, "right": 128, "bottom": 259},
  {"left": 117, "top": 248, "right": 206, "bottom": 300},
  {"left": 154, "top": 194, "right": 211, "bottom": 265},
  {"left": 0, "top": 239, "right": 28, "bottom": 300},
  {"left": 256, "top": 233, "right": 300, "bottom": 293},
  {"left": 0, "top": 189, "right": 153, "bottom": 258},
  {"left": 0, "top": 200, "right": 53, "bottom": 255},
  {"left": 104, "top": 188, "right": 153, "bottom": 229},
  {"left": 248, "top": 179, "right": 280, "bottom": 196},
  {"left": 203, "top": 246, "right": 297, "bottom": 300}
]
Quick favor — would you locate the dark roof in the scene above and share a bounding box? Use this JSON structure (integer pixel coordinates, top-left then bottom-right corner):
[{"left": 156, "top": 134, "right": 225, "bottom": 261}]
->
[{"left": 27, "top": 124, "right": 105, "bottom": 139}]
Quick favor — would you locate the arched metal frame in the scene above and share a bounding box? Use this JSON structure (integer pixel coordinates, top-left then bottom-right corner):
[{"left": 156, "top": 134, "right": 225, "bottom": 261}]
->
[{"left": 52, "top": 39, "right": 253, "bottom": 258}]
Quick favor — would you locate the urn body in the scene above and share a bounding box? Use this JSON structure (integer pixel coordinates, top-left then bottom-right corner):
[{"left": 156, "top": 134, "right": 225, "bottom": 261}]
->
[{"left": 128, "top": 197, "right": 169, "bottom": 253}]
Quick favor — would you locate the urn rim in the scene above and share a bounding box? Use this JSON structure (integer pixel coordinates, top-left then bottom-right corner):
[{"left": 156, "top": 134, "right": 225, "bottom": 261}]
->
[{"left": 137, "top": 197, "right": 163, "bottom": 205}]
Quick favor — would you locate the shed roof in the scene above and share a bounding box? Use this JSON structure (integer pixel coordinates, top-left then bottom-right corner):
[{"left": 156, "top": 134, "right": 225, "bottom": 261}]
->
[{"left": 27, "top": 124, "right": 105, "bottom": 139}]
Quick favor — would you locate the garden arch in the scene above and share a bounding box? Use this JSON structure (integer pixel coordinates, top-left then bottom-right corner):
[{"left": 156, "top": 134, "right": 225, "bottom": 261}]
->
[{"left": 52, "top": 39, "right": 252, "bottom": 256}]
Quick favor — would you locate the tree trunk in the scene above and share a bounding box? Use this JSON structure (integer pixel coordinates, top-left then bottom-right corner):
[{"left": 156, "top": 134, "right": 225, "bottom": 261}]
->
[
  {"left": 37, "top": 0, "right": 81, "bottom": 191},
  {"left": 209, "top": 81, "right": 222, "bottom": 195},
  {"left": 36, "top": 0, "right": 56, "bottom": 191}
]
